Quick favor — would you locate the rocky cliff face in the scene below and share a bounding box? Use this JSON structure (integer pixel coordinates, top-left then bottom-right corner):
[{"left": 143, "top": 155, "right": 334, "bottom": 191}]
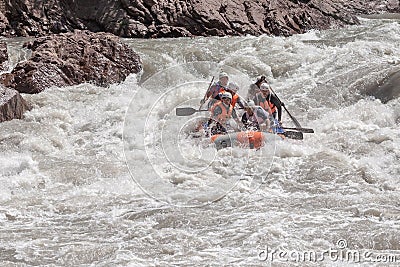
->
[
  {"left": 0, "top": 86, "right": 30, "bottom": 122},
  {"left": 2, "top": 30, "right": 142, "bottom": 94},
  {"left": 1, "top": 0, "right": 399, "bottom": 38}
]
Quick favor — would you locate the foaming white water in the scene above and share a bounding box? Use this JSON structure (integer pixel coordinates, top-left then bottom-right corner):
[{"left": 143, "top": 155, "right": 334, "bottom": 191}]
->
[{"left": 1, "top": 17, "right": 400, "bottom": 265}]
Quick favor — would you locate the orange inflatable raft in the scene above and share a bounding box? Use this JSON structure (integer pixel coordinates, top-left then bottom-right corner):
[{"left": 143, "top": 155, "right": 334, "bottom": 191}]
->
[{"left": 210, "top": 131, "right": 284, "bottom": 150}]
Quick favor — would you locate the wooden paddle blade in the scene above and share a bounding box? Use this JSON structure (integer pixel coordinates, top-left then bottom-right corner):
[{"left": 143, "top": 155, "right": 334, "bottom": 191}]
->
[{"left": 284, "top": 131, "right": 303, "bottom": 140}]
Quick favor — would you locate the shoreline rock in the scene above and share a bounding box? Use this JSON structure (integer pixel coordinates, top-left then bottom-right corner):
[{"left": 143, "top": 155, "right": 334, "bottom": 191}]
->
[
  {"left": 2, "top": 30, "right": 142, "bottom": 94},
  {"left": 0, "top": 86, "right": 30, "bottom": 123},
  {"left": 0, "top": 0, "right": 399, "bottom": 38}
]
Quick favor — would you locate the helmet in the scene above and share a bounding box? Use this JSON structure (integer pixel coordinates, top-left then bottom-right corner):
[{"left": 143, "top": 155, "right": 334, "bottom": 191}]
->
[
  {"left": 219, "top": 72, "right": 229, "bottom": 79},
  {"left": 260, "top": 82, "right": 270, "bottom": 91},
  {"left": 227, "top": 82, "right": 239, "bottom": 92},
  {"left": 220, "top": 92, "right": 232, "bottom": 100},
  {"left": 245, "top": 100, "right": 256, "bottom": 108}
]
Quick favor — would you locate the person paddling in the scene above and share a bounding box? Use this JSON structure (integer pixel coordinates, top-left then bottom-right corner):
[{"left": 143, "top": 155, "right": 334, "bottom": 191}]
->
[
  {"left": 254, "top": 82, "right": 284, "bottom": 125},
  {"left": 247, "top": 75, "right": 267, "bottom": 100},
  {"left": 200, "top": 72, "right": 229, "bottom": 109},
  {"left": 209, "top": 92, "right": 242, "bottom": 135},
  {"left": 241, "top": 100, "right": 271, "bottom": 131},
  {"left": 226, "top": 82, "right": 245, "bottom": 109}
]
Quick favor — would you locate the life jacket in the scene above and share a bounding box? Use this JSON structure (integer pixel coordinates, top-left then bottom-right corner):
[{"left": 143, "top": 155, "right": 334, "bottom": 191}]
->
[
  {"left": 217, "top": 88, "right": 241, "bottom": 108},
  {"left": 210, "top": 101, "right": 233, "bottom": 125},
  {"left": 254, "top": 93, "right": 276, "bottom": 114},
  {"left": 231, "top": 93, "right": 240, "bottom": 107},
  {"left": 209, "top": 82, "right": 226, "bottom": 99}
]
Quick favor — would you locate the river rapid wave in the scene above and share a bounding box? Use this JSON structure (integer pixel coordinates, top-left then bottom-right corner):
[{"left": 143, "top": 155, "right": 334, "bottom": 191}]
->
[{"left": 0, "top": 17, "right": 399, "bottom": 266}]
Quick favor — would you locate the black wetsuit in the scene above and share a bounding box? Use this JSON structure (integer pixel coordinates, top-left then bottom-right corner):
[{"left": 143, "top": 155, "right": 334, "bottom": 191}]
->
[{"left": 268, "top": 94, "right": 283, "bottom": 122}]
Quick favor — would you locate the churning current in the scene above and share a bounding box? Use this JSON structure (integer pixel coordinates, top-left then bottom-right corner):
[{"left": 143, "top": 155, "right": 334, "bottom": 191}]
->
[{"left": 0, "top": 16, "right": 399, "bottom": 266}]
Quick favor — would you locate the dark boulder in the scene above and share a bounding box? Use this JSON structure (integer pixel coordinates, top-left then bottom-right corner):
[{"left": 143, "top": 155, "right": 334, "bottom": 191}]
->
[
  {"left": 1, "top": 0, "right": 399, "bottom": 38},
  {"left": 3, "top": 30, "right": 142, "bottom": 94},
  {"left": 0, "top": 86, "right": 30, "bottom": 123},
  {"left": 365, "top": 70, "right": 400, "bottom": 104}
]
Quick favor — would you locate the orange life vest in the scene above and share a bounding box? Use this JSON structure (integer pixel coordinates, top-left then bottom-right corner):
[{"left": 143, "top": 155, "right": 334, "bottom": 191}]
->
[
  {"left": 210, "top": 101, "right": 233, "bottom": 125},
  {"left": 209, "top": 82, "right": 226, "bottom": 98},
  {"left": 218, "top": 89, "right": 240, "bottom": 107},
  {"left": 254, "top": 93, "right": 275, "bottom": 114},
  {"left": 231, "top": 93, "right": 239, "bottom": 107}
]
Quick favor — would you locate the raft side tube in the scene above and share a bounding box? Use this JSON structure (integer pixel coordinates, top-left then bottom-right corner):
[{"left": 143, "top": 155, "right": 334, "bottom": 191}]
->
[{"left": 211, "top": 131, "right": 266, "bottom": 150}]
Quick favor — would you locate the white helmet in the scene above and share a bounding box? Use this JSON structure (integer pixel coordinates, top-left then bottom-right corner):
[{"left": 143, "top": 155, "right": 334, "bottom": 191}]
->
[
  {"left": 219, "top": 72, "right": 228, "bottom": 79},
  {"left": 227, "top": 82, "right": 239, "bottom": 92},
  {"left": 245, "top": 100, "right": 256, "bottom": 108},
  {"left": 260, "top": 82, "right": 270, "bottom": 91},
  {"left": 220, "top": 92, "right": 232, "bottom": 100}
]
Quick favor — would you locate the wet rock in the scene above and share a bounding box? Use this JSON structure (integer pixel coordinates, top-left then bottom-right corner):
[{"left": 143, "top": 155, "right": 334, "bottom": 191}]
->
[
  {"left": 0, "top": 86, "right": 30, "bottom": 123},
  {"left": 0, "top": 11, "right": 8, "bottom": 35},
  {"left": 365, "top": 70, "right": 400, "bottom": 103},
  {"left": 4, "top": 30, "right": 142, "bottom": 94},
  {"left": 0, "top": 41, "right": 7, "bottom": 71},
  {"left": 5, "top": 213, "right": 17, "bottom": 221},
  {"left": 0, "top": 0, "right": 399, "bottom": 38}
]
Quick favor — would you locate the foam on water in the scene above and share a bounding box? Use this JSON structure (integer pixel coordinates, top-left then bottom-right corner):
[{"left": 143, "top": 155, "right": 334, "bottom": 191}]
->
[{"left": 1, "top": 17, "right": 400, "bottom": 265}]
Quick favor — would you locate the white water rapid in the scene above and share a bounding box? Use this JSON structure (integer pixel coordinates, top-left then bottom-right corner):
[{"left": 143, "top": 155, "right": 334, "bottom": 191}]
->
[{"left": 1, "top": 16, "right": 399, "bottom": 266}]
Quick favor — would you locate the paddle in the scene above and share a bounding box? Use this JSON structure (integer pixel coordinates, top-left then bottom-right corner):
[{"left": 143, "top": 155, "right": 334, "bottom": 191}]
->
[
  {"left": 284, "top": 131, "right": 304, "bottom": 140},
  {"left": 268, "top": 86, "right": 302, "bottom": 128},
  {"left": 176, "top": 76, "right": 215, "bottom": 117},
  {"left": 283, "top": 106, "right": 302, "bottom": 128},
  {"left": 176, "top": 107, "right": 208, "bottom": 116},
  {"left": 281, "top": 127, "right": 314, "bottom": 133},
  {"left": 199, "top": 76, "right": 215, "bottom": 110}
]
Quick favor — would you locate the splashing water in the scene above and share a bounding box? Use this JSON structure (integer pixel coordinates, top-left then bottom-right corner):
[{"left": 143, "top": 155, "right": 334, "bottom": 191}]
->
[{"left": 1, "top": 17, "right": 400, "bottom": 265}]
